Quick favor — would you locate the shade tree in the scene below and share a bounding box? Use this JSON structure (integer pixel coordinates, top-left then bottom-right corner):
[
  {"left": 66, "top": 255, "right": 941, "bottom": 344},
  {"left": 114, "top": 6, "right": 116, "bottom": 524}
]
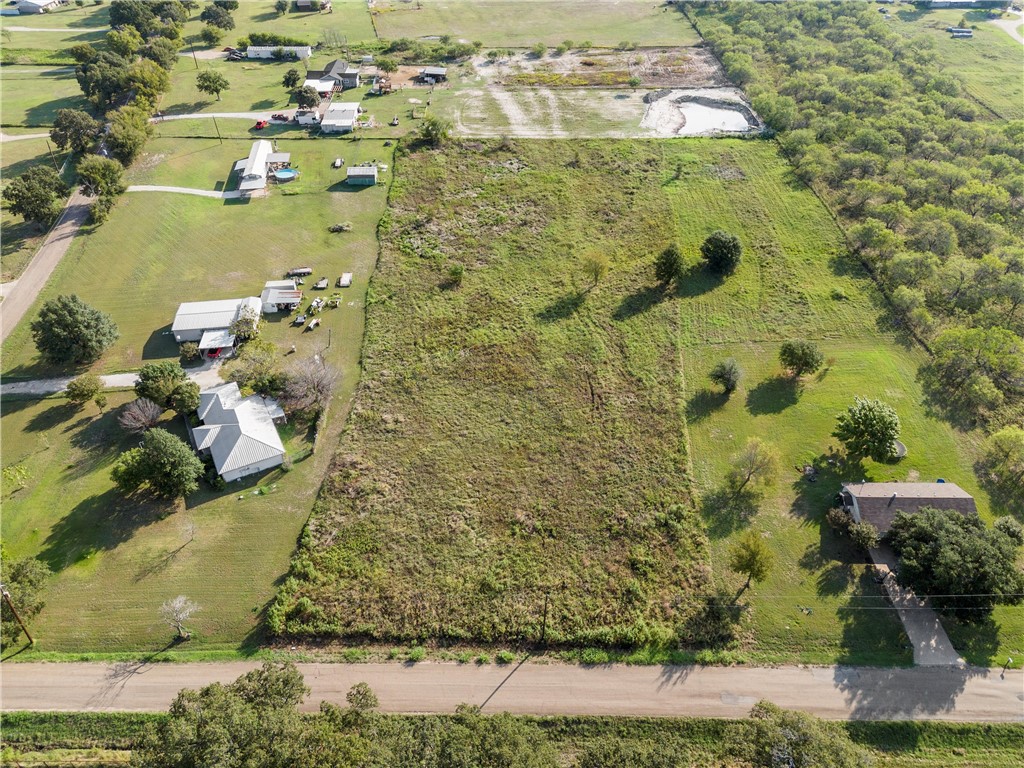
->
[
  {"left": 778, "top": 339, "right": 823, "bottom": 377},
  {"left": 50, "top": 108, "right": 101, "bottom": 154},
  {"left": 111, "top": 428, "right": 204, "bottom": 498},
  {"left": 30, "top": 295, "right": 119, "bottom": 364},
  {"left": 701, "top": 230, "right": 743, "bottom": 275},
  {"left": 2, "top": 167, "right": 69, "bottom": 227},
  {"left": 832, "top": 396, "right": 901, "bottom": 462}
]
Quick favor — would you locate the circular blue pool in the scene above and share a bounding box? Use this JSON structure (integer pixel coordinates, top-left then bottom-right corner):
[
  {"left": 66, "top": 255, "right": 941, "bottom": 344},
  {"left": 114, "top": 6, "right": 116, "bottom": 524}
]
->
[{"left": 274, "top": 169, "right": 299, "bottom": 181}]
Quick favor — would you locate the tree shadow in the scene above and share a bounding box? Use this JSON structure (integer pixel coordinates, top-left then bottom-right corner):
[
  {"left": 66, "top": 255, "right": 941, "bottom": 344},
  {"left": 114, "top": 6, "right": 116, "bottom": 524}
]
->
[
  {"left": 64, "top": 408, "right": 133, "bottom": 481},
  {"left": 834, "top": 566, "right": 915, "bottom": 669},
  {"left": 250, "top": 98, "right": 278, "bottom": 110},
  {"left": 612, "top": 284, "right": 665, "bottom": 321},
  {"left": 745, "top": 374, "right": 799, "bottom": 415},
  {"left": 160, "top": 100, "right": 214, "bottom": 116},
  {"left": 676, "top": 589, "right": 744, "bottom": 649},
  {"left": 37, "top": 488, "right": 174, "bottom": 573},
  {"left": 700, "top": 486, "right": 759, "bottom": 540},
  {"left": 24, "top": 95, "right": 91, "bottom": 126},
  {"left": 141, "top": 324, "right": 179, "bottom": 361},
  {"left": 942, "top": 613, "right": 1002, "bottom": 667},
  {"left": 685, "top": 387, "right": 729, "bottom": 425},
  {"left": 535, "top": 290, "right": 585, "bottom": 323},
  {"left": 25, "top": 401, "right": 79, "bottom": 433},
  {"left": 973, "top": 461, "right": 1023, "bottom": 522},
  {"left": 674, "top": 264, "right": 722, "bottom": 299},
  {"left": 833, "top": 659, "right": 988, "bottom": 719}
]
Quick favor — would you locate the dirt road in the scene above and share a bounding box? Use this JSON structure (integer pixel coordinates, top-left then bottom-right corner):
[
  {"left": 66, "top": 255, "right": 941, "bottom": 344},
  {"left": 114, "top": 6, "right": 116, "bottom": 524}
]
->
[
  {"left": 0, "top": 189, "right": 91, "bottom": 343},
  {"left": 2, "top": 662, "right": 1021, "bottom": 721}
]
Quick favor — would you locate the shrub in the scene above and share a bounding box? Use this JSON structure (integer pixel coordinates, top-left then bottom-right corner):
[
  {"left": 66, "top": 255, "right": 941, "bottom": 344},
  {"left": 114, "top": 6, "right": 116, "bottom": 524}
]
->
[
  {"left": 701, "top": 230, "right": 743, "bottom": 275},
  {"left": 199, "top": 25, "right": 223, "bottom": 46},
  {"left": 779, "top": 339, "right": 823, "bottom": 377},
  {"left": 579, "top": 648, "right": 610, "bottom": 665},
  {"left": 709, "top": 358, "right": 741, "bottom": 394},
  {"left": 407, "top": 646, "right": 426, "bottom": 662},
  {"left": 495, "top": 650, "right": 516, "bottom": 664},
  {"left": 654, "top": 243, "right": 684, "bottom": 286},
  {"left": 849, "top": 521, "right": 879, "bottom": 551},
  {"left": 446, "top": 263, "right": 465, "bottom": 287},
  {"left": 826, "top": 507, "right": 852, "bottom": 534},
  {"left": 180, "top": 342, "right": 201, "bottom": 361},
  {"left": 65, "top": 374, "right": 102, "bottom": 405}
]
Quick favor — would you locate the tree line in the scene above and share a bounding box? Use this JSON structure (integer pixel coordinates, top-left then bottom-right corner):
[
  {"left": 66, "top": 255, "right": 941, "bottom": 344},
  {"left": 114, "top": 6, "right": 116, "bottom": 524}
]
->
[{"left": 688, "top": 1, "right": 1023, "bottom": 428}]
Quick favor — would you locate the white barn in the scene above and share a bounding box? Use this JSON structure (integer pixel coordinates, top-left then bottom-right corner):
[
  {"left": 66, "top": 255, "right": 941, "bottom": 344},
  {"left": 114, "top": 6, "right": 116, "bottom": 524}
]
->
[
  {"left": 260, "top": 279, "right": 303, "bottom": 313},
  {"left": 171, "top": 296, "right": 262, "bottom": 355},
  {"left": 192, "top": 383, "right": 286, "bottom": 482},
  {"left": 233, "top": 140, "right": 291, "bottom": 194},
  {"left": 245, "top": 45, "right": 312, "bottom": 60}
]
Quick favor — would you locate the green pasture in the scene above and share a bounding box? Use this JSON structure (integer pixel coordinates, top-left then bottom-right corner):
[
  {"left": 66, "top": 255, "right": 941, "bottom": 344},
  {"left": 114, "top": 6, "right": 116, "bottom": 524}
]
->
[
  {"left": 179, "top": 0, "right": 375, "bottom": 49},
  {"left": 894, "top": 8, "right": 1024, "bottom": 120},
  {"left": 1, "top": 137, "right": 392, "bottom": 653},
  {"left": 371, "top": 0, "right": 701, "bottom": 47},
  {"left": 0, "top": 2, "right": 109, "bottom": 30},
  {"left": 0, "top": 67, "right": 91, "bottom": 126},
  {"left": 1, "top": 135, "right": 70, "bottom": 282},
  {"left": 159, "top": 57, "right": 299, "bottom": 116}
]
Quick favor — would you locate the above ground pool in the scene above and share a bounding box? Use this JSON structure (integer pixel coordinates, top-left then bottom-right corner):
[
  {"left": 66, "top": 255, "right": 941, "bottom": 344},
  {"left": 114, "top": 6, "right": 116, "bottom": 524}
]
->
[{"left": 274, "top": 169, "right": 299, "bottom": 181}]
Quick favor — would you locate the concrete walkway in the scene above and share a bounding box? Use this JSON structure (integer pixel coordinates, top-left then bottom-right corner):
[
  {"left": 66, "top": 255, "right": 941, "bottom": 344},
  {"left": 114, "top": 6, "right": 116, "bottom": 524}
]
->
[
  {"left": 0, "top": 360, "right": 224, "bottom": 397},
  {"left": 0, "top": 132, "right": 50, "bottom": 142},
  {"left": 154, "top": 111, "right": 286, "bottom": 122},
  {"left": 1, "top": 662, "right": 1020, "bottom": 721},
  {"left": 990, "top": 11, "right": 1024, "bottom": 45},
  {"left": 126, "top": 185, "right": 242, "bottom": 200},
  {"left": 870, "top": 546, "right": 965, "bottom": 667},
  {"left": 0, "top": 189, "right": 91, "bottom": 343}
]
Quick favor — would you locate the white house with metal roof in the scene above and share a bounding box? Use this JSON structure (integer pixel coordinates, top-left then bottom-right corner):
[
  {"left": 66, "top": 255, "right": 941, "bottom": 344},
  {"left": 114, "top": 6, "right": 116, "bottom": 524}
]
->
[
  {"left": 192, "top": 382, "right": 286, "bottom": 482},
  {"left": 17, "top": 0, "right": 64, "bottom": 13},
  {"left": 320, "top": 101, "right": 361, "bottom": 133},
  {"left": 233, "top": 140, "right": 291, "bottom": 194},
  {"left": 172, "top": 296, "right": 261, "bottom": 356}
]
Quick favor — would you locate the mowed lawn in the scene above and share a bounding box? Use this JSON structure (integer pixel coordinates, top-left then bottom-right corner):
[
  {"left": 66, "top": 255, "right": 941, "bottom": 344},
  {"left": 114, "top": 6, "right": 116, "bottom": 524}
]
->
[
  {"left": 0, "top": 67, "right": 92, "bottom": 126},
  {"left": 371, "top": 0, "right": 701, "bottom": 47},
  {"left": 160, "top": 57, "right": 299, "bottom": 116},
  {"left": 1, "top": 136, "right": 71, "bottom": 282},
  {"left": 1, "top": 137, "right": 392, "bottom": 653},
  {"left": 179, "top": 0, "right": 376, "bottom": 48},
  {"left": 894, "top": 8, "right": 1024, "bottom": 120}
]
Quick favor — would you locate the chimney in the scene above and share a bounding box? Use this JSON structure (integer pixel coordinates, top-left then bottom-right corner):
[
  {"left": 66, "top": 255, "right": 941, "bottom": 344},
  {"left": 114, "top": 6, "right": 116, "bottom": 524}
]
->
[{"left": 888, "top": 492, "right": 897, "bottom": 507}]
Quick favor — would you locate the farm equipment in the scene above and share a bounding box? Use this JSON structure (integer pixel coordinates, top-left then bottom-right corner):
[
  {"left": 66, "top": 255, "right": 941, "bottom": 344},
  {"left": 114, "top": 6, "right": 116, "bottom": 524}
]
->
[{"left": 313, "top": 276, "right": 329, "bottom": 290}]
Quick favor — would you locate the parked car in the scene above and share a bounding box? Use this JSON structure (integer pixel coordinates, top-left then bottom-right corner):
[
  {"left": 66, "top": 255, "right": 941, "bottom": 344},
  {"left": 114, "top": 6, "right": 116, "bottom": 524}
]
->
[
  {"left": 253, "top": 120, "right": 269, "bottom": 130},
  {"left": 338, "top": 272, "right": 353, "bottom": 288},
  {"left": 271, "top": 113, "right": 288, "bottom": 121}
]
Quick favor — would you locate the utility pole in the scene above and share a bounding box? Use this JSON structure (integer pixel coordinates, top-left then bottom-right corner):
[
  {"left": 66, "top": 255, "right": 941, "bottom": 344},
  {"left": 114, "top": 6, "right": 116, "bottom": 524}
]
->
[
  {"left": 190, "top": 42, "right": 199, "bottom": 69},
  {"left": 0, "top": 584, "right": 34, "bottom": 645},
  {"left": 327, "top": 327, "right": 332, "bottom": 349},
  {"left": 44, "top": 140, "right": 60, "bottom": 172},
  {"left": 211, "top": 115, "right": 223, "bottom": 144}
]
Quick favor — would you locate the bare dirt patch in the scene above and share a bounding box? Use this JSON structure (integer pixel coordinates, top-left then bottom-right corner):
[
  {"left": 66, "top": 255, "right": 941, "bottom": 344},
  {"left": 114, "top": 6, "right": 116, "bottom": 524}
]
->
[{"left": 477, "top": 47, "right": 727, "bottom": 89}]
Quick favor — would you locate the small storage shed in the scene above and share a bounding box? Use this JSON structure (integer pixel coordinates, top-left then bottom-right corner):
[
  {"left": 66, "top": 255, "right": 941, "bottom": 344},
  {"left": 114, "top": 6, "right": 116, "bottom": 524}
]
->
[
  {"left": 261, "top": 279, "right": 303, "bottom": 313},
  {"left": 346, "top": 166, "right": 378, "bottom": 185},
  {"left": 418, "top": 66, "right": 448, "bottom": 82}
]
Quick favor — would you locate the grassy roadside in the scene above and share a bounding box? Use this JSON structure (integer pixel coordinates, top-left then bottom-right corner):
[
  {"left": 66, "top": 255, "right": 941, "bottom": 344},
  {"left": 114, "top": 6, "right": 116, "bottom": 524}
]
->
[{"left": 4, "top": 711, "right": 1023, "bottom": 768}]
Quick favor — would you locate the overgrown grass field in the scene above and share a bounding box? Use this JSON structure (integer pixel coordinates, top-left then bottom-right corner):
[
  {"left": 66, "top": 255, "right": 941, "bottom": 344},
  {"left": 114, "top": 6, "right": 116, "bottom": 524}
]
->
[
  {"left": 894, "top": 8, "right": 1024, "bottom": 120},
  {"left": 179, "top": 0, "right": 376, "bottom": 49},
  {"left": 371, "top": 0, "right": 701, "bottom": 47},
  {"left": 1, "top": 137, "right": 393, "bottom": 653},
  {"left": 272, "top": 137, "right": 1016, "bottom": 664}
]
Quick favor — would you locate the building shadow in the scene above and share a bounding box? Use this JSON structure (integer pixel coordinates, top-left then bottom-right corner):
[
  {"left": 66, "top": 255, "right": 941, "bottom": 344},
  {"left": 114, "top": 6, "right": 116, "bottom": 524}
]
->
[
  {"left": 141, "top": 324, "right": 178, "bottom": 361},
  {"left": 745, "top": 374, "right": 799, "bottom": 415}
]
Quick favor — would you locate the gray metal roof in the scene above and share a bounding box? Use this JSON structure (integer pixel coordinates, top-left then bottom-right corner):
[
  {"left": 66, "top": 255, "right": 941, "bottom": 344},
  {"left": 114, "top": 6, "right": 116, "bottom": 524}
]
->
[
  {"left": 195, "top": 382, "right": 285, "bottom": 475},
  {"left": 172, "top": 297, "right": 261, "bottom": 334},
  {"left": 347, "top": 166, "right": 378, "bottom": 177}
]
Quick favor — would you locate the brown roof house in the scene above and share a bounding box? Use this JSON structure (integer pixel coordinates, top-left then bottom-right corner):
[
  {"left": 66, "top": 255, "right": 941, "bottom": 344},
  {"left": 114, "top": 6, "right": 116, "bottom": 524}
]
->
[{"left": 840, "top": 481, "right": 977, "bottom": 535}]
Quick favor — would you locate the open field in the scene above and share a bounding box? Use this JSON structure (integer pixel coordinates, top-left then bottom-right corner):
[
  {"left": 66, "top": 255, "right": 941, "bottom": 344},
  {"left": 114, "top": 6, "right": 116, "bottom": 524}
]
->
[
  {"left": 274, "top": 140, "right": 1024, "bottom": 667},
  {"left": 893, "top": 8, "right": 1024, "bottom": 120},
  {"left": 1, "top": 136, "right": 392, "bottom": 653},
  {"left": 159, "top": 56, "right": 302, "bottom": 117},
  {"left": 0, "top": 67, "right": 91, "bottom": 126},
  {"left": 0, "top": 2, "right": 109, "bottom": 29},
  {"left": 269, "top": 137, "right": 1013, "bottom": 663},
  {"left": 371, "top": 0, "right": 700, "bottom": 47},
  {"left": 1, "top": 135, "right": 71, "bottom": 283}
]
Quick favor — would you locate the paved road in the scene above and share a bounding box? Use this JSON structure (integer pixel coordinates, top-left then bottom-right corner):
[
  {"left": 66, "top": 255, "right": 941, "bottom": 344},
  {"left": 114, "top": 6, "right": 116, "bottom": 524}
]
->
[
  {"left": 0, "top": 361, "right": 224, "bottom": 396},
  {"left": 126, "top": 185, "right": 242, "bottom": 200},
  {"left": 0, "top": 189, "right": 91, "bottom": 343},
  {"left": 3, "top": 25, "right": 106, "bottom": 32},
  {"left": 1, "top": 662, "right": 1021, "bottom": 721}
]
